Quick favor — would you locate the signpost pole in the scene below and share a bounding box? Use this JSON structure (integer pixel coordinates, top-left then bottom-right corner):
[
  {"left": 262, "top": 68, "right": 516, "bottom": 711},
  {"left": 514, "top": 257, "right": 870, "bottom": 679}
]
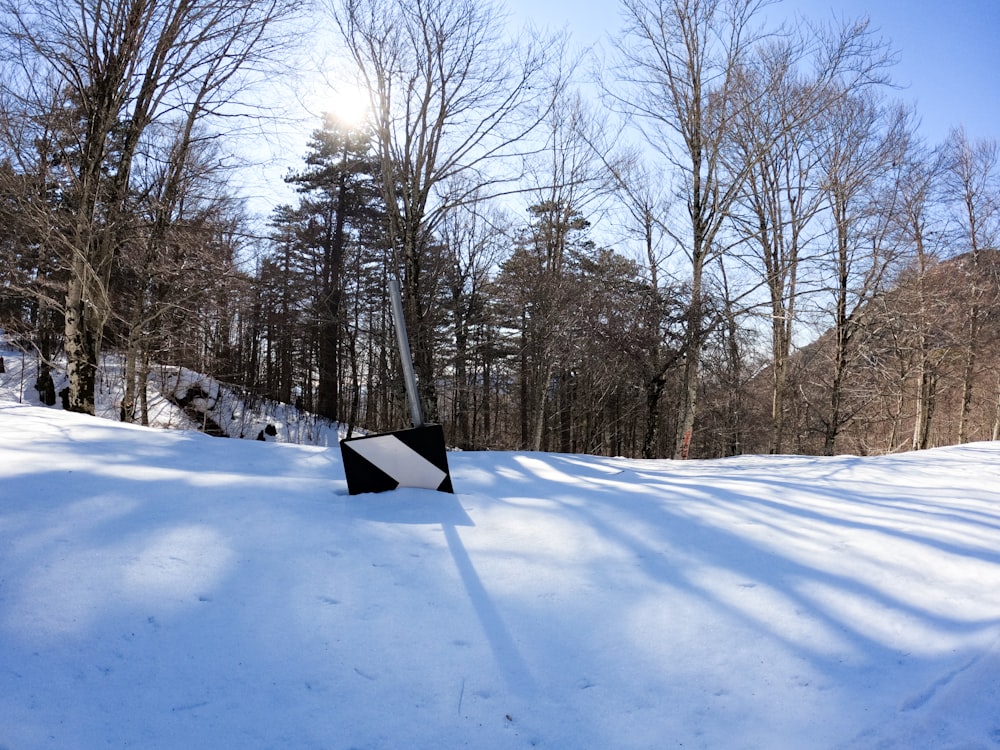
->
[{"left": 388, "top": 276, "right": 424, "bottom": 429}]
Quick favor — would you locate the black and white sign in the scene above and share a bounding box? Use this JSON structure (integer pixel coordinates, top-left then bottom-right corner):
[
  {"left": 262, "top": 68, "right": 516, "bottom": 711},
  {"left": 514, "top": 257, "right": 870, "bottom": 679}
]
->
[
  {"left": 340, "top": 277, "right": 454, "bottom": 496},
  {"left": 341, "top": 424, "right": 453, "bottom": 495}
]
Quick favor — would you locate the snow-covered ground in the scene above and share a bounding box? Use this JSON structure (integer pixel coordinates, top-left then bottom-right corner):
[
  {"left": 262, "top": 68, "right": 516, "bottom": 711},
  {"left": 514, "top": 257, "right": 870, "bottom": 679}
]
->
[{"left": 3, "top": 349, "right": 1000, "bottom": 748}]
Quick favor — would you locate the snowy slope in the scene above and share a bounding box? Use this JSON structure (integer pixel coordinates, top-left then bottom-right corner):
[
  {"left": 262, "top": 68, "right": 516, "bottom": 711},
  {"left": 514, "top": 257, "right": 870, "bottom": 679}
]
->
[
  {"left": 2, "top": 399, "right": 1000, "bottom": 749},
  {"left": 0, "top": 340, "right": 345, "bottom": 446}
]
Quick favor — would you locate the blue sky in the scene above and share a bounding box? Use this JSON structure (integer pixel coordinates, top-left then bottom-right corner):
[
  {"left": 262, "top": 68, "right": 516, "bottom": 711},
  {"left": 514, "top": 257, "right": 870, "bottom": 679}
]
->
[{"left": 506, "top": 0, "right": 999, "bottom": 145}]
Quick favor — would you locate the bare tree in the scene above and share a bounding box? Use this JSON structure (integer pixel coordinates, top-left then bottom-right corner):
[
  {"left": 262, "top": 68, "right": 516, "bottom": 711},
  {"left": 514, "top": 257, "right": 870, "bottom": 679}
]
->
[
  {"left": 726, "top": 19, "right": 895, "bottom": 453},
  {"left": 813, "top": 93, "right": 911, "bottom": 454},
  {"left": 515, "top": 88, "right": 612, "bottom": 450},
  {"left": 0, "top": 0, "right": 303, "bottom": 414},
  {"left": 0, "top": 91, "right": 68, "bottom": 394},
  {"left": 602, "top": 155, "right": 685, "bottom": 458},
  {"left": 892, "top": 141, "right": 946, "bottom": 450},
  {"left": 437, "top": 196, "right": 507, "bottom": 449},
  {"left": 605, "top": 0, "right": 778, "bottom": 458},
  {"left": 118, "top": 123, "right": 248, "bottom": 424},
  {"left": 329, "top": 0, "right": 553, "bottom": 422},
  {"left": 727, "top": 56, "right": 824, "bottom": 454},
  {"left": 943, "top": 127, "right": 1000, "bottom": 443},
  {"left": 605, "top": 0, "right": 902, "bottom": 458}
]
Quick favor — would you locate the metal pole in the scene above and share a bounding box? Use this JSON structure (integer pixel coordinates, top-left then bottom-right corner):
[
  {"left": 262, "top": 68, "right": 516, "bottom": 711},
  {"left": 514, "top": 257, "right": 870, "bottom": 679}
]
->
[{"left": 388, "top": 276, "right": 424, "bottom": 428}]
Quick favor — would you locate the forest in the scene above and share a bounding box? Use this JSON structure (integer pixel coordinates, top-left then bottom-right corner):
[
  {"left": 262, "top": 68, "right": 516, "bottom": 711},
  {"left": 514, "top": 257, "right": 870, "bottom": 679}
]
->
[{"left": 1, "top": 0, "right": 998, "bottom": 459}]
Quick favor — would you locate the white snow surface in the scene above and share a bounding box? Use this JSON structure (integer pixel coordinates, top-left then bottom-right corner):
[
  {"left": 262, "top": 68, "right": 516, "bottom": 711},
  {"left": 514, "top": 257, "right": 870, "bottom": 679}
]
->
[{"left": 3, "top": 357, "right": 1000, "bottom": 747}]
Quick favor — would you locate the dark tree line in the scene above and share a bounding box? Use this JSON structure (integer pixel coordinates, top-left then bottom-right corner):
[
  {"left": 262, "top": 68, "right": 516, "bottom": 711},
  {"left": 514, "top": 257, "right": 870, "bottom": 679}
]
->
[{"left": 1, "top": 0, "right": 998, "bottom": 458}]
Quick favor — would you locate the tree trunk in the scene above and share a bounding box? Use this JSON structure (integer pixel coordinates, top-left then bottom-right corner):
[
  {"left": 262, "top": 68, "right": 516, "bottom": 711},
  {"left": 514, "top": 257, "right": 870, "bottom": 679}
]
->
[
  {"left": 318, "top": 163, "right": 350, "bottom": 421},
  {"left": 452, "top": 295, "right": 471, "bottom": 449},
  {"left": 559, "top": 369, "right": 574, "bottom": 453},
  {"left": 122, "top": 333, "right": 140, "bottom": 423},
  {"left": 673, "top": 258, "right": 704, "bottom": 459},
  {"left": 958, "top": 304, "right": 979, "bottom": 443},
  {"left": 139, "top": 349, "right": 151, "bottom": 426},
  {"left": 992, "top": 373, "right": 1000, "bottom": 442},
  {"left": 643, "top": 374, "right": 666, "bottom": 459},
  {"left": 64, "top": 258, "right": 100, "bottom": 415}
]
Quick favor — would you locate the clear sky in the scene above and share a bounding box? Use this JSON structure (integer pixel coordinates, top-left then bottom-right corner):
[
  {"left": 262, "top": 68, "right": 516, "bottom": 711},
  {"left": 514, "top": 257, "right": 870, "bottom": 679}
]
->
[
  {"left": 250, "top": 0, "right": 997, "bottom": 221},
  {"left": 505, "top": 0, "right": 1000, "bottom": 146}
]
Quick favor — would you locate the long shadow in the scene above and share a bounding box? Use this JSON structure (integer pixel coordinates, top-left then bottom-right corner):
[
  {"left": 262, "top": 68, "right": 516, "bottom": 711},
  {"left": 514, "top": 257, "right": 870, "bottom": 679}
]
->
[
  {"left": 442, "top": 522, "right": 536, "bottom": 696},
  {"left": 612, "top": 455, "right": 1000, "bottom": 564},
  {"left": 343, "top": 488, "right": 535, "bottom": 695},
  {"left": 476, "top": 450, "right": 1000, "bottom": 676},
  {"left": 344, "top": 488, "right": 473, "bottom": 527},
  {"left": 668, "top": 474, "right": 1000, "bottom": 563}
]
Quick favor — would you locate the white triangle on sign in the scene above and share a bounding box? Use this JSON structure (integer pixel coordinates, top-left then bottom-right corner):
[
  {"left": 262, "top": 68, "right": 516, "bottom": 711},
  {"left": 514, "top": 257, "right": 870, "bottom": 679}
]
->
[{"left": 347, "top": 434, "right": 447, "bottom": 489}]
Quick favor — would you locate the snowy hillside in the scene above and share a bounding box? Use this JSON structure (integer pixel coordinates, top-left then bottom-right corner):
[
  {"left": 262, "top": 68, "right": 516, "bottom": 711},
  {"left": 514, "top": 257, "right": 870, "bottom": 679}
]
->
[
  {"left": 3, "top": 396, "right": 1000, "bottom": 749},
  {"left": 0, "top": 339, "right": 345, "bottom": 446}
]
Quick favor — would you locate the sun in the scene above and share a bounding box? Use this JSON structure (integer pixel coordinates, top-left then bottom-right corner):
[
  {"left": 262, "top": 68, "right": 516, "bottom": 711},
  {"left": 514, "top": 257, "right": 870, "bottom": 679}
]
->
[{"left": 327, "top": 82, "right": 370, "bottom": 127}]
